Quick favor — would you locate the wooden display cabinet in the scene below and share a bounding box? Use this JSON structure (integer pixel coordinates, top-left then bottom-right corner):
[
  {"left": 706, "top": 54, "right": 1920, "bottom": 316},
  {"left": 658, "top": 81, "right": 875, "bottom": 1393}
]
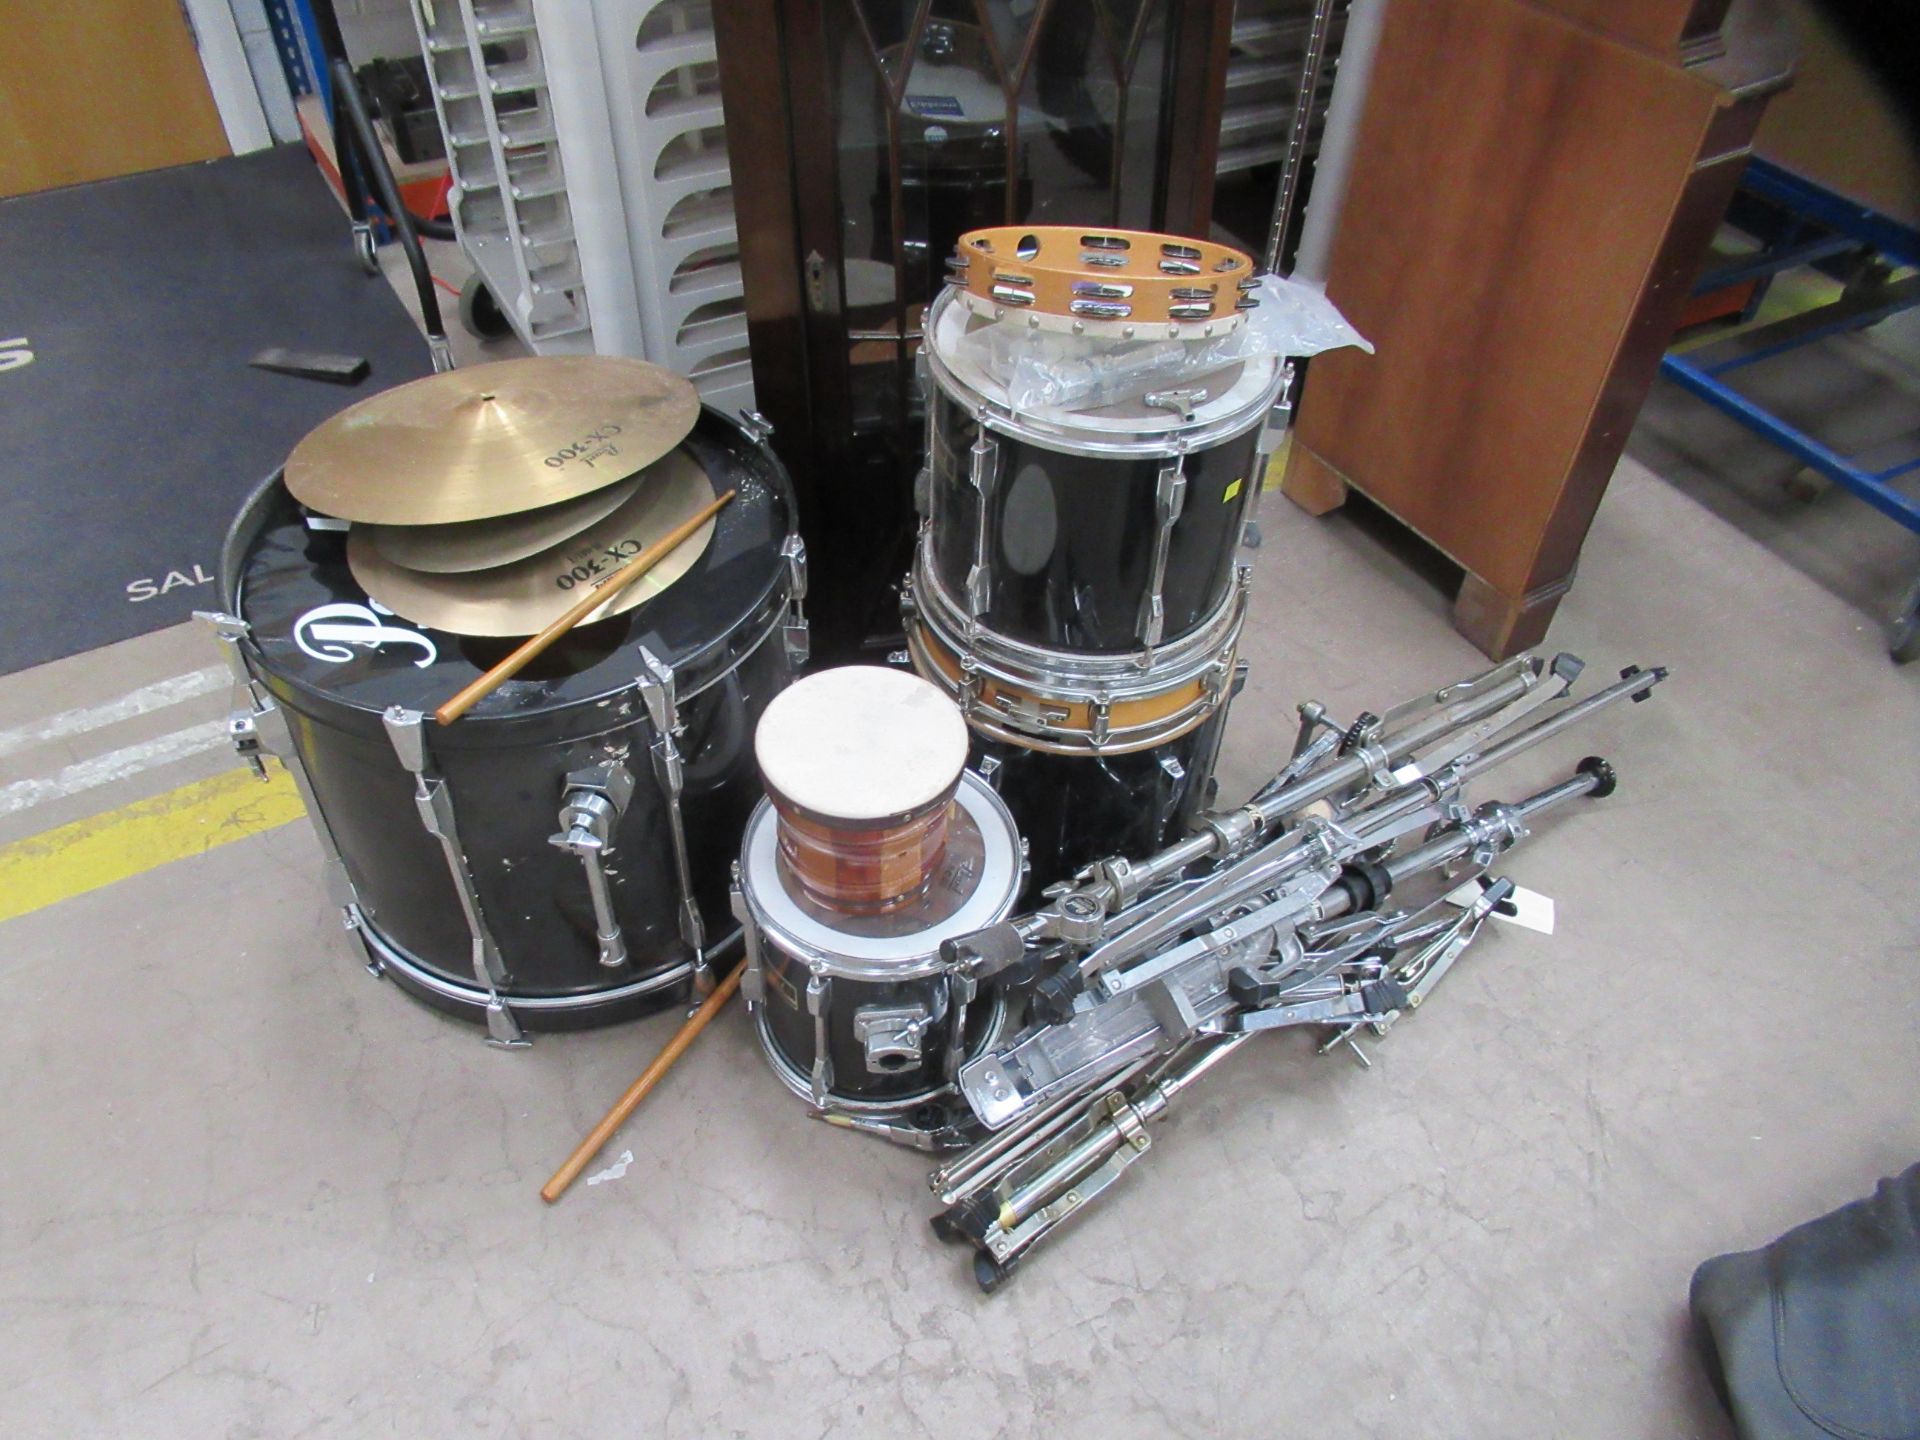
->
[{"left": 1281, "top": 0, "right": 1793, "bottom": 657}]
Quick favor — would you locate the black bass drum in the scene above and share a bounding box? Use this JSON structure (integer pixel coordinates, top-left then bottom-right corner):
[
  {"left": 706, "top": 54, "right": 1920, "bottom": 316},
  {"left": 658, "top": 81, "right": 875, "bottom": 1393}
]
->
[
  {"left": 209, "top": 409, "right": 806, "bottom": 1040},
  {"left": 920, "top": 285, "right": 1282, "bottom": 655}
]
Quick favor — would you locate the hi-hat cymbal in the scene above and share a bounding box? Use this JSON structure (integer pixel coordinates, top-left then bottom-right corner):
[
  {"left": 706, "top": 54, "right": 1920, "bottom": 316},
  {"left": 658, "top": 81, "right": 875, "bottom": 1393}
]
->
[
  {"left": 357, "top": 469, "right": 647, "bottom": 575},
  {"left": 347, "top": 448, "right": 717, "bottom": 637},
  {"left": 286, "top": 356, "right": 701, "bottom": 526}
]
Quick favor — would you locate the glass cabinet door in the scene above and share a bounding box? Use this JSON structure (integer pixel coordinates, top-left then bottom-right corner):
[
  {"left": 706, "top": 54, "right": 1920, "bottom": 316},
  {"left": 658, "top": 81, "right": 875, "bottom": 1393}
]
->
[{"left": 719, "top": 0, "right": 1230, "bottom": 654}]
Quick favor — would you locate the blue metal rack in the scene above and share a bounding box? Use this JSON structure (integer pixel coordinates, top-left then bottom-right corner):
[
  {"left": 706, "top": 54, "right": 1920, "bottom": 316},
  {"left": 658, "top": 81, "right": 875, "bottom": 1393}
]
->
[
  {"left": 263, "top": 0, "right": 330, "bottom": 110},
  {"left": 1660, "top": 156, "right": 1920, "bottom": 660}
]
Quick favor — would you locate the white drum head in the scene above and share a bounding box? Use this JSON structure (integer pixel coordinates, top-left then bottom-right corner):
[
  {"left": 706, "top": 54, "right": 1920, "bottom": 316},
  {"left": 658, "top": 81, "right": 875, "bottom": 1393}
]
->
[{"left": 755, "top": 666, "right": 969, "bottom": 822}]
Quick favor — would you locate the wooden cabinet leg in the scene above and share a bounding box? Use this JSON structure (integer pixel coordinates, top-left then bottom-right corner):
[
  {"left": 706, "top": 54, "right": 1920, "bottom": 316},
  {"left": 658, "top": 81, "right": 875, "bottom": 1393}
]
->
[
  {"left": 1280, "top": 443, "right": 1350, "bottom": 517},
  {"left": 1452, "top": 572, "right": 1569, "bottom": 661}
]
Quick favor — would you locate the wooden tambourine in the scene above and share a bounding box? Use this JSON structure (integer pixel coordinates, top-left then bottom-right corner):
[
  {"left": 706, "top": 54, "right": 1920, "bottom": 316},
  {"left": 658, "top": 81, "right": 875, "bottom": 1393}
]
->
[{"left": 947, "top": 225, "right": 1258, "bottom": 336}]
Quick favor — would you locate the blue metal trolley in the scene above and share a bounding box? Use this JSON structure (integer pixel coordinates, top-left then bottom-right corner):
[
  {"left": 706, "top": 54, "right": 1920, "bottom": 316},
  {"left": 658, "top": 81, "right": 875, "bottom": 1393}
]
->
[{"left": 1660, "top": 157, "right": 1920, "bottom": 661}]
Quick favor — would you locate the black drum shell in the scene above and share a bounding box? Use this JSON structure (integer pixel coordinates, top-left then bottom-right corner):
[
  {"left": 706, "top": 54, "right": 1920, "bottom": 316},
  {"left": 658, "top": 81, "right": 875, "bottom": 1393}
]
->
[
  {"left": 925, "top": 382, "right": 1260, "bottom": 653},
  {"left": 757, "top": 945, "right": 960, "bottom": 1103},
  {"left": 266, "top": 633, "right": 788, "bottom": 1003},
  {"left": 224, "top": 408, "right": 799, "bottom": 1023},
  {"left": 978, "top": 696, "right": 1235, "bottom": 899}
]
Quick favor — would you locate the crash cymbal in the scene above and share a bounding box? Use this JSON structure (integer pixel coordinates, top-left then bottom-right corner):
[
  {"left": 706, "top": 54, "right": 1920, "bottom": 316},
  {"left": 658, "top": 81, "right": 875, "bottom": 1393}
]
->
[
  {"left": 285, "top": 356, "right": 700, "bottom": 526},
  {"left": 358, "top": 468, "right": 648, "bottom": 575},
  {"left": 347, "top": 447, "right": 718, "bottom": 637}
]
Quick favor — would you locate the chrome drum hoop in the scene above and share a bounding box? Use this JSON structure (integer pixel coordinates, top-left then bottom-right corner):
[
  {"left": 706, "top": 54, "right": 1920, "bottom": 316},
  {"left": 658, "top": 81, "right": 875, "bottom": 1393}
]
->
[
  {"left": 356, "top": 910, "right": 696, "bottom": 1012},
  {"left": 923, "top": 287, "right": 1284, "bottom": 460},
  {"left": 734, "top": 773, "right": 1025, "bottom": 983},
  {"left": 750, "top": 991, "right": 1011, "bottom": 1121},
  {"left": 908, "top": 535, "right": 1247, "bottom": 690},
  {"left": 905, "top": 618, "right": 1238, "bottom": 755}
]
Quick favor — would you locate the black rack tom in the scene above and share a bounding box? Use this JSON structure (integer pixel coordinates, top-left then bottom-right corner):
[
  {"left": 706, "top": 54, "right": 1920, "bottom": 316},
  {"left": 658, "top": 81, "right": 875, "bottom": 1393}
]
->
[{"left": 920, "top": 286, "right": 1283, "bottom": 656}]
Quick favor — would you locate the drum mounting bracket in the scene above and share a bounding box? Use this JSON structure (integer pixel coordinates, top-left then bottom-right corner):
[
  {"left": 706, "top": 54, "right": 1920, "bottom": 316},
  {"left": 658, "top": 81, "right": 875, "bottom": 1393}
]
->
[
  {"left": 638, "top": 648, "right": 709, "bottom": 990},
  {"left": 382, "top": 706, "right": 528, "bottom": 1049},
  {"left": 854, "top": 1004, "right": 933, "bottom": 1075},
  {"left": 550, "top": 762, "right": 637, "bottom": 971}
]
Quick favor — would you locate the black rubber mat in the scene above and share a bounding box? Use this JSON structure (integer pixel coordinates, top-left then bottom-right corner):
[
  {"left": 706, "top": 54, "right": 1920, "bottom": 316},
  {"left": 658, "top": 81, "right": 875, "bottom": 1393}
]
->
[{"left": 0, "top": 144, "right": 432, "bottom": 676}]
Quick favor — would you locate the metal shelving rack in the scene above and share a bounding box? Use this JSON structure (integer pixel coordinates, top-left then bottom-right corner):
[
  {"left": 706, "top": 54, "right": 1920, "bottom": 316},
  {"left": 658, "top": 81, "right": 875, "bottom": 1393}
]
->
[
  {"left": 1217, "top": 0, "right": 1349, "bottom": 182},
  {"left": 1661, "top": 157, "right": 1920, "bottom": 662},
  {"left": 594, "top": 0, "right": 753, "bottom": 415}
]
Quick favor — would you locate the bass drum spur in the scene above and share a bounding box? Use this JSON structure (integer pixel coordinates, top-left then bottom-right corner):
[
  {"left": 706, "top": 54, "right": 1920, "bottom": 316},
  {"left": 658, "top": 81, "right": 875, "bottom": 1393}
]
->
[{"left": 207, "top": 409, "right": 807, "bottom": 1042}]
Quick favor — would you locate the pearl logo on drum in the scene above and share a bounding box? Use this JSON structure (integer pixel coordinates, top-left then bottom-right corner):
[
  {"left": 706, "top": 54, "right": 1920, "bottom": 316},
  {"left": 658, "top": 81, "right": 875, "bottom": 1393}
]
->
[{"left": 293, "top": 601, "right": 439, "bottom": 668}]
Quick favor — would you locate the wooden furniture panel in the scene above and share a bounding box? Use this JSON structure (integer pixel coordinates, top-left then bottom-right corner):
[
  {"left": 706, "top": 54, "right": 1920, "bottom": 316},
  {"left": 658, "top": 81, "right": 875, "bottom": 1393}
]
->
[
  {"left": 1527, "top": 0, "right": 1732, "bottom": 56},
  {"left": 1754, "top": 0, "right": 1920, "bottom": 229},
  {"left": 1281, "top": 0, "right": 1789, "bottom": 658},
  {"left": 0, "top": 0, "right": 228, "bottom": 198}
]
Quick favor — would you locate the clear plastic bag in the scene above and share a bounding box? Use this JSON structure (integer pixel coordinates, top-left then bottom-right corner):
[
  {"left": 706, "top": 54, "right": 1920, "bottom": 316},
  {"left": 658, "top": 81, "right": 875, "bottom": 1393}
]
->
[{"left": 952, "top": 273, "right": 1372, "bottom": 416}]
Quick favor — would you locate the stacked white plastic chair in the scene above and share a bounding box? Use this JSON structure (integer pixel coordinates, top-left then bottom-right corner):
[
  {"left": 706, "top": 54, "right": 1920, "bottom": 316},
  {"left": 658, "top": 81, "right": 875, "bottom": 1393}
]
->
[{"left": 409, "top": 0, "right": 754, "bottom": 413}]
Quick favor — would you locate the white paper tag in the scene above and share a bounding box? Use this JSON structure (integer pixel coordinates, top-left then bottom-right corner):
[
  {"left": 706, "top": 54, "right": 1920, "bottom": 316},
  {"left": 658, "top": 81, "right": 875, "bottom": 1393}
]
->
[
  {"left": 586, "top": 1148, "right": 635, "bottom": 1186},
  {"left": 1391, "top": 762, "right": 1422, "bottom": 784},
  {"left": 1444, "top": 879, "right": 1556, "bottom": 935}
]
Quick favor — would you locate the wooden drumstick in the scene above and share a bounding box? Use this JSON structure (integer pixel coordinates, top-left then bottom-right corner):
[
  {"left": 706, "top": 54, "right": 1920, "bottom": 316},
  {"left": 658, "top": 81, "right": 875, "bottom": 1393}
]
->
[
  {"left": 435, "top": 487, "right": 735, "bottom": 725},
  {"left": 540, "top": 955, "right": 749, "bottom": 1205}
]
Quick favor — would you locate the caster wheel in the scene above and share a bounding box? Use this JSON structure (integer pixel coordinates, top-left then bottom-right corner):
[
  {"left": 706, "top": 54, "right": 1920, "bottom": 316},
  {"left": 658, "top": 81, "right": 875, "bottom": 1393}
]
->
[
  {"left": 1781, "top": 468, "right": 1830, "bottom": 504},
  {"left": 1889, "top": 574, "right": 1920, "bottom": 665},
  {"left": 459, "top": 272, "right": 513, "bottom": 341}
]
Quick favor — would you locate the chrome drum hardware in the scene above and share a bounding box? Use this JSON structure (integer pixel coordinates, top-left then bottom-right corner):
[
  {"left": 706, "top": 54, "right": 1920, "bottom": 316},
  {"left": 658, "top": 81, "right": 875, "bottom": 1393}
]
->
[{"left": 917, "top": 651, "right": 1668, "bottom": 1289}]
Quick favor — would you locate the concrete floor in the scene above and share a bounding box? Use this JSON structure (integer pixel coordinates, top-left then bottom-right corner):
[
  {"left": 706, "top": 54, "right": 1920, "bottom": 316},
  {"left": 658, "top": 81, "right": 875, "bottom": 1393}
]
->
[{"left": 4, "top": 262, "right": 1918, "bottom": 1437}]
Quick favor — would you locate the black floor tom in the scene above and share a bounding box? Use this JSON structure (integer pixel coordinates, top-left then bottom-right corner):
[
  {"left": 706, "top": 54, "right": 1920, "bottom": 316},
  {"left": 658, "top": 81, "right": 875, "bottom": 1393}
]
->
[{"left": 973, "top": 683, "right": 1239, "bottom": 900}]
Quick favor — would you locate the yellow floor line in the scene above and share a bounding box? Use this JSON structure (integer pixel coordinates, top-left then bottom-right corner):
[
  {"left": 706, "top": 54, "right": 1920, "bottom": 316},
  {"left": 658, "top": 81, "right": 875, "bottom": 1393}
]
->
[{"left": 0, "top": 762, "right": 303, "bottom": 925}]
